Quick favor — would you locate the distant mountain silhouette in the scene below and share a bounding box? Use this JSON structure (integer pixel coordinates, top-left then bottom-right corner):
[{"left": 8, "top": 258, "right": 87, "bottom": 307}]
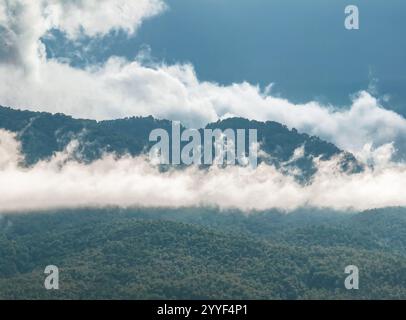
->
[{"left": 0, "top": 105, "right": 362, "bottom": 179}]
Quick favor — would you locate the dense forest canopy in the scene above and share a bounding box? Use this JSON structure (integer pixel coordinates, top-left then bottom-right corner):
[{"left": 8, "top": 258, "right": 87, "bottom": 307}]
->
[{"left": 1, "top": 207, "right": 406, "bottom": 299}]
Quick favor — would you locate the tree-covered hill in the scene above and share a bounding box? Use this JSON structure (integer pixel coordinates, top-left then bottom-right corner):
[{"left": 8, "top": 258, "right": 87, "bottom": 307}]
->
[
  {"left": 0, "top": 105, "right": 361, "bottom": 178},
  {"left": 1, "top": 208, "right": 406, "bottom": 300},
  {"left": 0, "top": 106, "right": 401, "bottom": 300}
]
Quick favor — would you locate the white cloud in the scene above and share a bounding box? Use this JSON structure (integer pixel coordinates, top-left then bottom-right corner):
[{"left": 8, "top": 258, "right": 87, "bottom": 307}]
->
[
  {"left": 0, "top": 130, "right": 22, "bottom": 169},
  {"left": 1, "top": 57, "right": 406, "bottom": 157},
  {"left": 0, "top": 0, "right": 166, "bottom": 75},
  {"left": 1, "top": 129, "right": 406, "bottom": 213},
  {"left": 0, "top": 0, "right": 406, "bottom": 159},
  {"left": 44, "top": 0, "right": 166, "bottom": 38},
  {"left": 357, "top": 142, "right": 396, "bottom": 168}
]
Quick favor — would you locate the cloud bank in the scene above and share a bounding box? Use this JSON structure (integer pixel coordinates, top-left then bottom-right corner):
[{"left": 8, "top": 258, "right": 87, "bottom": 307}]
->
[
  {"left": 0, "top": 0, "right": 406, "bottom": 159},
  {"left": 1, "top": 129, "right": 406, "bottom": 213}
]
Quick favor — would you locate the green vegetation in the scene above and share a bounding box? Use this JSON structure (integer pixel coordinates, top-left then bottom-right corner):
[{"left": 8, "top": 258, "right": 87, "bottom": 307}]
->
[
  {"left": 1, "top": 208, "right": 406, "bottom": 300},
  {"left": 0, "top": 105, "right": 360, "bottom": 178},
  {"left": 0, "top": 106, "right": 401, "bottom": 299}
]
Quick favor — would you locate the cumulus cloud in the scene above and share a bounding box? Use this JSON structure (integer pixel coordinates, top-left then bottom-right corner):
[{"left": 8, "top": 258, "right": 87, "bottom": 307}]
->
[
  {"left": 1, "top": 57, "right": 406, "bottom": 157},
  {"left": 0, "top": 0, "right": 166, "bottom": 74},
  {"left": 1, "top": 0, "right": 406, "bottom": 160},
  {"left": 44, "top": 0, "right": 167, "bottom": 38},
  {"left": 1, "top": 129, "right": 406, "bottom": 213}
]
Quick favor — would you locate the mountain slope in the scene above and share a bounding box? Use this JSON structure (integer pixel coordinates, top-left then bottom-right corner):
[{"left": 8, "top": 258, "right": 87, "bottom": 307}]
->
[
  {"left": 1, "top": 209, "right": 406, "bottom": 300},
  {"left": 0, "top": 105, "right": 361, "bottom": 178}
]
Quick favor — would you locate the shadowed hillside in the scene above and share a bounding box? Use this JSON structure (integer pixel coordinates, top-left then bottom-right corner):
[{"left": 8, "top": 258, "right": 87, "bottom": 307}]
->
[{"left": 0, "top": 106, "right": 361, "bottom": 179}]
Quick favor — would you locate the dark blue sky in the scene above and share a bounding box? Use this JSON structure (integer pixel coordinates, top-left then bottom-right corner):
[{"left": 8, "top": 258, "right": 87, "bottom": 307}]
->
[{"left": 45, "top": 0, "right": 406, "bottom": 114}]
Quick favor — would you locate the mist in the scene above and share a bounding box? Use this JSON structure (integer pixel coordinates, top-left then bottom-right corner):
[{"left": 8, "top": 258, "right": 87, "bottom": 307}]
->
[{"left": 1, "top": 129, "right": 406, "bottom": 214}]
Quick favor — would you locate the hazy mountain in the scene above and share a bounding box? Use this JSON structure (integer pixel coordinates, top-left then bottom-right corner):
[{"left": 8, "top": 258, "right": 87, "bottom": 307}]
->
[{"left": 0, "top": 105, "right": 361, "bottom": 179}]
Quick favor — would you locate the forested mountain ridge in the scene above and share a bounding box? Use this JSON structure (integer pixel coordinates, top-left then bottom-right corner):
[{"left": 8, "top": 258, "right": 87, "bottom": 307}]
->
[
  {"left": 0, "top": 105, "right": 361, "bottom": 178},
  {"left": 2, "top": 106, "right": 402, "bottom": 300},
  {"left": 1, "top": 208, "right": 406, "bottom": 299}
]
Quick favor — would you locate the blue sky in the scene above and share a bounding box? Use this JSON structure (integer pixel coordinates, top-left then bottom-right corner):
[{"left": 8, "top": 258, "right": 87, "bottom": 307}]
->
[{"left": 45, "top": 0, "right": 406, "bottom": 114}]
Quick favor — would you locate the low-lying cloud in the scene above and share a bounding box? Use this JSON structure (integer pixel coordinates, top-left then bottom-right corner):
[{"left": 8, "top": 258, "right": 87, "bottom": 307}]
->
[{"left": 1, "top": 129, "right": 406, "bottom": 213}]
